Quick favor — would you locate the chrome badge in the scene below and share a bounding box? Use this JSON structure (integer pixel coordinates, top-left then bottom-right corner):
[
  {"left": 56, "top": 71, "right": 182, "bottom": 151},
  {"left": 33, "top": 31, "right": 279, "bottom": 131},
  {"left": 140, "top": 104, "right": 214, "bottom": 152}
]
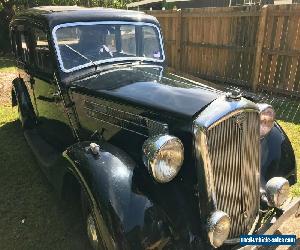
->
[
  {"left": 225, "top": 89, "right": 242, "bottom": 101},
  {"left": 235, "top": 113, "right": 246, "bottom": 129}
]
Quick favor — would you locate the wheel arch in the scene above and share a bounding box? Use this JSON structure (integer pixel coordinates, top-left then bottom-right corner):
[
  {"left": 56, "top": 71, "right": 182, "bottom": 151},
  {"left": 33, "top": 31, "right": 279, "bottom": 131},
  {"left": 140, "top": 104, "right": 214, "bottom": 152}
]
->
[
  {"left": 61, "top": 140, "right": 165, "bottom": 250},
  {"left": 62, "top": 142, "right": 128, "bottom": 250}
]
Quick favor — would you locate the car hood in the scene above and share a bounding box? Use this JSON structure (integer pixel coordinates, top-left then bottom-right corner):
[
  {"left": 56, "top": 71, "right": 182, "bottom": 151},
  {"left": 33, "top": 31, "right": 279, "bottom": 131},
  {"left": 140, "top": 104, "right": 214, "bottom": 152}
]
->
[{"left": 71, "top": 65, "right": 224, "bottom": 119}]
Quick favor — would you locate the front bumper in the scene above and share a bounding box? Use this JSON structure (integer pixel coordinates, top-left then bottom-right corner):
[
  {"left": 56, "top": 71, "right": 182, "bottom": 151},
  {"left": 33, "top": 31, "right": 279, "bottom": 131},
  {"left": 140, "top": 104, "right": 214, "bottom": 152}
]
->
[{"left": 237, "top": 197, "right": 300, "bottom": 250}]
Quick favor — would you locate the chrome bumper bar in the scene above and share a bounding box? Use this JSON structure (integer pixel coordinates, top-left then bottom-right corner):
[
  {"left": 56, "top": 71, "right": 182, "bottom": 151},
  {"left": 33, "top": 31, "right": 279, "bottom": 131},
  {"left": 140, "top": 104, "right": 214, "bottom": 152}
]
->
[{"left": 235, "top": 197, "right": 300, "bottom": 250}]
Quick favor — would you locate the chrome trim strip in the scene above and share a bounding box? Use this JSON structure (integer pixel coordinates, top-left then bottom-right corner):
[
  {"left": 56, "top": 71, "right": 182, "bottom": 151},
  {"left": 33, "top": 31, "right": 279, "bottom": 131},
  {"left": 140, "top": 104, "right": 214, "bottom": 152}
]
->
[
  {"left": 84, "top": 100, "right": 168, "bottom": 136},
  {"left": 52, "top": 21, "right": 165, "bottom": 73}
]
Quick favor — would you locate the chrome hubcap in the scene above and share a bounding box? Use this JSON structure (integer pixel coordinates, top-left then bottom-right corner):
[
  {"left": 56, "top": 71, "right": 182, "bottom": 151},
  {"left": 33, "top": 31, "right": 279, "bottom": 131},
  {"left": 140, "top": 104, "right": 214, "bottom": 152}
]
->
[{"left": 87, "top": 214, "right": 99, "bottom": 249}]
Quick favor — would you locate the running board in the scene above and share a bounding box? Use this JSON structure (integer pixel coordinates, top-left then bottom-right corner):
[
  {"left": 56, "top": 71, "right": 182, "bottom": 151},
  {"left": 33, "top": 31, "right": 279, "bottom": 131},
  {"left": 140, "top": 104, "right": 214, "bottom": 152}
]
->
[{"left": 24, "top": 129, "right": 59, "bottom": 169}]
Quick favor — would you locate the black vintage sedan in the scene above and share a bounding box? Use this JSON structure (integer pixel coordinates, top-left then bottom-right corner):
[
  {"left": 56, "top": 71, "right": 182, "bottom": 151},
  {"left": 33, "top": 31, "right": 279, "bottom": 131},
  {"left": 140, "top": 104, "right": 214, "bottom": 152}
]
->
[{"left": 9, "top": 6, "right": 299, "bottom": 250}]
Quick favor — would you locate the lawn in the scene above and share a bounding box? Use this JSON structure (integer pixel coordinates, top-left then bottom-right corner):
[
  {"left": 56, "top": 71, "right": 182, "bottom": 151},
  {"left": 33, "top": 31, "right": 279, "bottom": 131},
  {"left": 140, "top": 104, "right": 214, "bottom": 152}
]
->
[
  {"left": 0, "top": 59, "right": 91, "bottom": 249},
  {"left": 0, "top": 57, "right": 16, "bottom": 73},
  {"left": 0, "top": 106, "right": 92, "bottom": 250},
  {"left": 0, "top": 57, "right": 299, "bottom": 249},
  {"left": 279, "top": 121, "right": 300, "bottom": 196}
]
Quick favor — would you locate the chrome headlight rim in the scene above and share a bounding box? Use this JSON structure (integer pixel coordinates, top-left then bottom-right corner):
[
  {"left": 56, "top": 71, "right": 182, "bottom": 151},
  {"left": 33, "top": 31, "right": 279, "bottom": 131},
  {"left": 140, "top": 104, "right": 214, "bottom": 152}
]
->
[
  {"left": 142, "top": 134, "right": 184, "bottom": 183},
  {"left": 257, "top": 103, "right": 275, "bottom": 138},
  {"left": 208, "top": 210, "right": 231, "bottom": 248},
  {"left": 266, "top": 177, "right": 290, "bottom": 208}
]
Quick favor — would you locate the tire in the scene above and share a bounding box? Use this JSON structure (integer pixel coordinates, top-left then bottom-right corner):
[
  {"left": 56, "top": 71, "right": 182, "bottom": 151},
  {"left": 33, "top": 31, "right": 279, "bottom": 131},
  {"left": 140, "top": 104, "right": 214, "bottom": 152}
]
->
[{"left": 80, "top": 188, "right": 104, "bottom": 250}]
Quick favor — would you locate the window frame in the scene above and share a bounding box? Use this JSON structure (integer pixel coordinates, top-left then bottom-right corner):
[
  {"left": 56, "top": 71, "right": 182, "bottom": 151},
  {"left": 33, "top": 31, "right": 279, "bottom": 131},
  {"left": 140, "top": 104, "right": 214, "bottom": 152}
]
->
[
  {"left": 31, "top": 27, "right": 54, "bottom": 77},
  {"left": 52, "top": 21, "right": 165, "bottom": 73}
]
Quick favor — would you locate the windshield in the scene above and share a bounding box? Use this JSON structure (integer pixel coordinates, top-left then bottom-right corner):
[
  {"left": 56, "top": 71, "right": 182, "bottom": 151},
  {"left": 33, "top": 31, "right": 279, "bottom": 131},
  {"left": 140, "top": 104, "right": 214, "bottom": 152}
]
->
[{"left": 52, "top": 21, "right": 165, "bottom": 73}]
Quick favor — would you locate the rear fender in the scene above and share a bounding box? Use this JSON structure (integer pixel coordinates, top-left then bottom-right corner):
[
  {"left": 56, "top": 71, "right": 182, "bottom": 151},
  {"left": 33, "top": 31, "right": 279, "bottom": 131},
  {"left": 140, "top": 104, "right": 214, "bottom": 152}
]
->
[{"left": 12, "top": 77, "right": 36, "bottom": 127}]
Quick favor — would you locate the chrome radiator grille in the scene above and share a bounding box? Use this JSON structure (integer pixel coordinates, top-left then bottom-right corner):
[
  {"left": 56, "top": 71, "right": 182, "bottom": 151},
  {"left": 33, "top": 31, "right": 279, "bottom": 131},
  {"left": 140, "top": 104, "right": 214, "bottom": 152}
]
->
[{"left": 206, "top": 111, "right": 260, "bottom": 238}]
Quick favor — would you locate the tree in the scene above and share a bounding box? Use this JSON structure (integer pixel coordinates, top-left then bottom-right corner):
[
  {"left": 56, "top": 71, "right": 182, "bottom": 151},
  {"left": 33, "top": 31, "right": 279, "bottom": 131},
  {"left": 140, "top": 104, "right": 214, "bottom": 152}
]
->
[{"left": 0, "top": 0, "right": 15, "bottom": 53}]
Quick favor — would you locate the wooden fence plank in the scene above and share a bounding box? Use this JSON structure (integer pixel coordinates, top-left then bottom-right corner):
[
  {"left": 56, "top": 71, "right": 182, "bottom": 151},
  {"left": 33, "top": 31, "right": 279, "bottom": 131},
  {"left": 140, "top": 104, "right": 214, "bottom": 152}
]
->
[
  {"left": 268, "top": 16, "right": 284, "bottom": 89},
  {"left": 252, "top": 5, "right": 268, "bottom": 91},
  {"left": 148, "top": 4, "right": 300, "bottom": 97},
  {"left": 286, "top": 19, "right": 300, "bottom": 91}
]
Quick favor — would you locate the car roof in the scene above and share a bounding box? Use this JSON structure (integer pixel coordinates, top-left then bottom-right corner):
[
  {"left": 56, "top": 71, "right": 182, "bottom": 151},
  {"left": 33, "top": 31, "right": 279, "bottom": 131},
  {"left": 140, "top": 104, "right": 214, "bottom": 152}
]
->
[{"left": 13, "top": 6, "right": 159, "bottom": 29}]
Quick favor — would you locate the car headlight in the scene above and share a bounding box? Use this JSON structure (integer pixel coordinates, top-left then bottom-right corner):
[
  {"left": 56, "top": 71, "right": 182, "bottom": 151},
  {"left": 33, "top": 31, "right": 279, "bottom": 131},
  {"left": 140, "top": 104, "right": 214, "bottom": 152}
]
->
[
  {"left": 142, "top": 135, "right": 184, "bottom": 183},
  {"left": 266, "top": 177, "right": 289, "bottom": 208},
  {"left": 258, "top": 104, "right": 275, "bottom": 138},
  {"left": 208, "top": 211, "right": 231, "bottom": 248}
]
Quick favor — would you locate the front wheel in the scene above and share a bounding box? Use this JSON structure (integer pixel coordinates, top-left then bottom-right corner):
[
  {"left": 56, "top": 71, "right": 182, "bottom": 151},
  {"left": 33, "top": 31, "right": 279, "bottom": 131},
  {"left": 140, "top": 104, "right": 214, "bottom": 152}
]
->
[{"left": 81, "top": 188, "right": 104, "bottom": 250}]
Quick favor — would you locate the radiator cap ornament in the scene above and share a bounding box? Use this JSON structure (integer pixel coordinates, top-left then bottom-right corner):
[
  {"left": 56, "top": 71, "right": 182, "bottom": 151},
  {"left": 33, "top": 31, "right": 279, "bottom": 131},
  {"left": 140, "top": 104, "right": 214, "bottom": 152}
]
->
[
  {"left": 226, "top": 89, "right": 242, "bottom": 101},
  {"left": 90, "top": 142, "right": 100, "bottom": 155}
]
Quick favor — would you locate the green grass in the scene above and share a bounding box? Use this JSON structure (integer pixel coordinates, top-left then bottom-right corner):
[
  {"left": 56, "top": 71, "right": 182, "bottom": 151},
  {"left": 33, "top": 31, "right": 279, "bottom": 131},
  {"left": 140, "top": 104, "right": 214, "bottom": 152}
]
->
[
  {"left": 0, "top": 107, "right": 90, "bottom": 250},
  {"left": 278, "top": 120, "right": 300, "bottom": 196},
  {"left": 0, "top": 57, "right": 16, "bottom": 73}
]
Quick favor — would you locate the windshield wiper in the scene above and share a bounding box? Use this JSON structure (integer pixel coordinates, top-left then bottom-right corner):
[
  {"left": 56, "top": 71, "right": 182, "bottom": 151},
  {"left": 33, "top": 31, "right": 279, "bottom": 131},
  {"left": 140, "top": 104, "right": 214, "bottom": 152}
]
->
[{"left": 63, "top": 44, "right": 97, "bottom": 69}]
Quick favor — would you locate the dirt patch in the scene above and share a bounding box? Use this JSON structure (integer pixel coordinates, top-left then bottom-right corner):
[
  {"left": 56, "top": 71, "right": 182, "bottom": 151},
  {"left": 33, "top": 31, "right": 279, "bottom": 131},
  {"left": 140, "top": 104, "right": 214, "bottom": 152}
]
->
[{"left": 0, "top": 72, "right": 17, "bottom": 106}]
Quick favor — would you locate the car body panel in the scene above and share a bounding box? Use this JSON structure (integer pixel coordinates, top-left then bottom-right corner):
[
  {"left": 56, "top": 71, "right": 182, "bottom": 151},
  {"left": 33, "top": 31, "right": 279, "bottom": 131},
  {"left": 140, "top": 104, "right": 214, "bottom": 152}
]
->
[{"left": 71, "top": 66, "right": 222, "bottom": 119}]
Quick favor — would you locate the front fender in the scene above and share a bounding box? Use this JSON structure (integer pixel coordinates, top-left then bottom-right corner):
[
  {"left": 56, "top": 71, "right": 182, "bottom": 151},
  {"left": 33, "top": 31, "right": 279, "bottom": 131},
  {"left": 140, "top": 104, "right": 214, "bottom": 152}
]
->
[
  {"left": 63, "top": 141, "right": 164, "bottom": 249},
  {"left": 261, "top": 122, "right": 296, "bottom": 186}
]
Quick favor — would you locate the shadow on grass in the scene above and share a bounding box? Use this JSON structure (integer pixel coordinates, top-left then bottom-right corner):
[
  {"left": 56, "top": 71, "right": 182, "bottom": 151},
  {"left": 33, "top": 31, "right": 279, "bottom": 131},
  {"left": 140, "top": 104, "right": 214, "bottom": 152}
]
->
[
  {"left": 0, "top": 120, "right": 91, "bottom": 250},
  {"left": 0, "top": 57, "right": 16, "bottom": 73}
]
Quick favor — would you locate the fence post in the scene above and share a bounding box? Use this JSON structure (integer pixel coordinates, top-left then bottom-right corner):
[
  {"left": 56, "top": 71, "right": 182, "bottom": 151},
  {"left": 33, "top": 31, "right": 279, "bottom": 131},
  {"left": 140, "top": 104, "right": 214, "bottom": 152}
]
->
[
  {"left": 175, "top": 10, "right": 182, "bottom": 71},
  {"left": 251, "top": 5, "right": 268, "bottom": 92}
]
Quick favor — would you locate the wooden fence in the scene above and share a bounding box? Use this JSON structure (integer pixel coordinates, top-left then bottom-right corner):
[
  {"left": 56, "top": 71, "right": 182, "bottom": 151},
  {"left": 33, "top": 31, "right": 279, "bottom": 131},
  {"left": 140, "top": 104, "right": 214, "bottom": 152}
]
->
[{"left": 146, "top": 4, "right": 300, "bottom": 97}]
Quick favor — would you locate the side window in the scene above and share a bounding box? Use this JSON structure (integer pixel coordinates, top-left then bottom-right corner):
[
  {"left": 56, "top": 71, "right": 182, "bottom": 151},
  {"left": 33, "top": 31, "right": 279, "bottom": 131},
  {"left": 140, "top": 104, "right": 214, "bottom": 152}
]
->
[
  {"left": 10, "top": 29, "right": 18, "bottom": 56},
  {"left": 142, "top": 26, "right": 161, "bottom": 59},
  {"left": 120, "top": 25, "right": 136, "bottom": 56},
  {"left": 12, "top": 25, "right": 31, "bottom": 65},
  {"left": 32, "top": 28, "right": 54, "bottom": 75},
  {"left": 106, "top": 30, "right": 116, "bottom": 53},
  {"left": 19, "top": 32, "right": 30, "bottom": 63}
]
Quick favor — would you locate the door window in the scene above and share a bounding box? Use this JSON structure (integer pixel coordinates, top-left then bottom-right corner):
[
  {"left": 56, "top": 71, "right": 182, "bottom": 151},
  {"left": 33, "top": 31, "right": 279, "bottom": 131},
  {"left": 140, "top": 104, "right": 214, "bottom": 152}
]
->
[
  {"left": 13, "top": 26, "right": 32, "bottom": 67},
  {"left": 120, "top": 25, "right": 136, "bottom": 56},
  {"left": 142, "top": 26, "right": 161, "bottom": 59},
  {"left": 19, "top": 32, "right": 30, "bottom": 63},
  {"left": 10, "top": 29, "right": 18, "bottom": 56},
  {"left": 32, "top": 28, "right": 54, "bottom": 75}
]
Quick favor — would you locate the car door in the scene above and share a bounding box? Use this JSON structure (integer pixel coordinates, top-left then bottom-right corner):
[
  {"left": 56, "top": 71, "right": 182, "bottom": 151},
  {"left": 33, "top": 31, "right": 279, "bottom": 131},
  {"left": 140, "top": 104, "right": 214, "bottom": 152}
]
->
[
  {"left": 30, "top": 26, "right": 76, "bottom": 152},
  {"left": 11, "top": 23, "right": 38, "bottom": 116}
]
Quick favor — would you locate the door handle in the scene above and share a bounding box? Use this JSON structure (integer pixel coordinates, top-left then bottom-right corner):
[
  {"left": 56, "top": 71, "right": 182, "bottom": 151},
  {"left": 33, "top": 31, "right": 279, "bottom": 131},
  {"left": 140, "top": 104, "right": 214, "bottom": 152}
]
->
[
  {"left": 51, "top": 91, "right": 60, "bottom": 98},
  {"left": 51, "top": 91, "right": 62, "bottom": 103}
]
